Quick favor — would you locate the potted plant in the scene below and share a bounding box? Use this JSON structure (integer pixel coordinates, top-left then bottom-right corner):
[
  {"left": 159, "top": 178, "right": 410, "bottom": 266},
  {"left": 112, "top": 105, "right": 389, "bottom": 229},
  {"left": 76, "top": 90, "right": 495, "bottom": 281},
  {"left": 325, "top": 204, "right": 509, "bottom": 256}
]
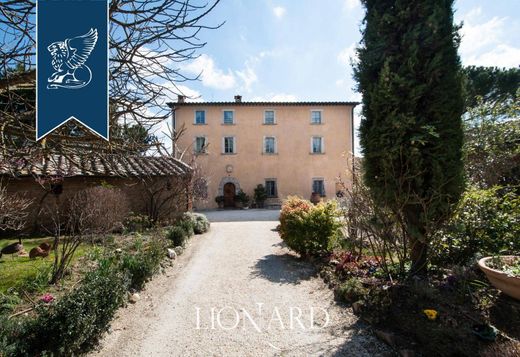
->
[
  {"left": 234, "top": 190, "right": 250, "bottom": 209},
  {"left": 215, "top": 195, "right": 224, "bottom": 209},
  {"left": 478, "top": 256, "right": 520, "bottom": 300},
  {"left": 238, "top": 190, "right": 251, "bottom": 209},
  {"left": 310, "top": 192, "right": 321, "bottom": 205},
  {"left": 254, "top": 184, "right": 267, "bottom": 208}
]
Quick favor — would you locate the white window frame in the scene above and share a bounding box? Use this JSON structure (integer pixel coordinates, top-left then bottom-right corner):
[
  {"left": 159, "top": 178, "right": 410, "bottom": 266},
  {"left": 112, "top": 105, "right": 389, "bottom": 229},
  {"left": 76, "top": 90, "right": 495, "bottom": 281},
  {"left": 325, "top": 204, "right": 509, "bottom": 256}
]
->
[
  {"left": 194, "top": 110, "right": 206, "bottom": 125},
  {"left": 194, "top": 136, "right": 207, "bottom": 154},
  {"left": 311, "top": 136, "right": 325, "bottom": 154},
  {"left": 312, "top": 178, "right": 326, "bottom": 197},
  {"left": 222, "top": 109, "right": 235, "bottom": 125},
  {"left": 222, "top": 136, "right": 236, "bottom": 154},
  {"left": 264, "top": 110, "right": 276, "bottom": 125},
  {"left": 265, "top": 178, "right": 278, "bottom": 198},
  {"left": 263, "top": 136, "right": 277, "bottom": 154},
  {"left": 310, "top": 109, "right": 323, "bottom": 124}
]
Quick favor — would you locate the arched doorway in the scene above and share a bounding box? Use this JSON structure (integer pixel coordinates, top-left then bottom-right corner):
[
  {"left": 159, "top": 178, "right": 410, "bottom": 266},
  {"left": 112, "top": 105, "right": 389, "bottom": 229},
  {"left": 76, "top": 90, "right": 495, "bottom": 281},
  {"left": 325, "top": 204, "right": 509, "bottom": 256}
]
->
[{"left": 223, "top": 182, "right": 236, "bottom": 208}]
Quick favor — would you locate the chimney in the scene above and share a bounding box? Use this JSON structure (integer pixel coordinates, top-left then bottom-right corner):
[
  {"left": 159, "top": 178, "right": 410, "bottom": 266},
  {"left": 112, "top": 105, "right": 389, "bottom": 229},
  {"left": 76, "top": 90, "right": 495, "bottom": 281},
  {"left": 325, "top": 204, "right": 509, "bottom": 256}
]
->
[
  {"left": 177, "top": 95, "right": 185, "bottom": 103},
  {"left": 234, "top": 95, "right": 242, "bottom": 103}
]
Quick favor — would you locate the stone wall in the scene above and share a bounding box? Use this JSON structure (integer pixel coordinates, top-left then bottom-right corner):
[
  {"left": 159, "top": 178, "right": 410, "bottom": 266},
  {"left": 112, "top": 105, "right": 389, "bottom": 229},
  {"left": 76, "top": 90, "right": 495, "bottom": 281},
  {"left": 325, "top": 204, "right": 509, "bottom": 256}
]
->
[{"left": 3, "top": 175, "right": 192, "bottom": 232}]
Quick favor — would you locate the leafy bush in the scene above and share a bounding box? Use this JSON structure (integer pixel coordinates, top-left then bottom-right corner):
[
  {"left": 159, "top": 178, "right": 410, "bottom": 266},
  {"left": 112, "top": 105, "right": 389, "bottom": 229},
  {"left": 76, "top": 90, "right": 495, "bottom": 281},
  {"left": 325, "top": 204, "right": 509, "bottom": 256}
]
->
[
  {"left": 464, "top": 99, "right": 520, "bottom": 188},
  {"left": 177, "top": 219, "right": 194, "bottom": 237},
  {"left": 166, "top": 226, "right": 188, "bottom": 247},
  {"left": 254, "top": 184, "right": 267, "bottom": 206},
  {"left": 329, "top": 251, "right": 379, "bottom": 281},
  {"left": 431, "top": 186, "right": 520, "bottom": 265},
  {"left": 0, "top": 258, "right": 130, "bottom": 356},
  {"left": 0, "top": 293, "right": 21, "bottom": 315},
  {"left": 181, "top": 212, "right": 210, "bottom": 234},
  {"left": 235, "top": 190, "right": 250, "bottom": 206},
  {"left": 278, "top": 197, "right": 343, "bottom": 257},
  {"left": 120, "top": 238, "right": 165, "bottom": 290},
  {"left": 335, "top": 277, "right": 368, "bottom": 303},
  {"left": 193, "top": 214, "right": 210, "bottom": 234}
]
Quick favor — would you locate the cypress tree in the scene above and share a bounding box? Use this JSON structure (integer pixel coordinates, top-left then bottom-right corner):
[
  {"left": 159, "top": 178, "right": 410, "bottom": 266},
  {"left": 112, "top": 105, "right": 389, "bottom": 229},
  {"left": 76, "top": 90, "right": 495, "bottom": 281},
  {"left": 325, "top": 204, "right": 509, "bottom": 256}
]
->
[{"left": 355, "top": 0, "right": 464, "bottom": 275}]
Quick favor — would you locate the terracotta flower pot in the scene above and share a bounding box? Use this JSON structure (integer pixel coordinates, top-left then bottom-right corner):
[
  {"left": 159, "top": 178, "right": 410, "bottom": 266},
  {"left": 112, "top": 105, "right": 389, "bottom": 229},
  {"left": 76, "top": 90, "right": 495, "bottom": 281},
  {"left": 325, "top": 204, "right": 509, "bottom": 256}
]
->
[
  {"left": 478, "top": 256, "right": 520, "bottom": 300},
  {"left": 310, "top": 192, "right": 321, "bottom": 205}
]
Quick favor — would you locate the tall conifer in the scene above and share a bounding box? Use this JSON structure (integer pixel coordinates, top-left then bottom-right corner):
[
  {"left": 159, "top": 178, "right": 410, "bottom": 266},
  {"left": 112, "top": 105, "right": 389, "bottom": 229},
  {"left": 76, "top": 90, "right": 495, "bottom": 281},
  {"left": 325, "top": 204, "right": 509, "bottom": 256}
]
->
[{"left": 355, "top": 0, "right": 465, "bottom": 274}]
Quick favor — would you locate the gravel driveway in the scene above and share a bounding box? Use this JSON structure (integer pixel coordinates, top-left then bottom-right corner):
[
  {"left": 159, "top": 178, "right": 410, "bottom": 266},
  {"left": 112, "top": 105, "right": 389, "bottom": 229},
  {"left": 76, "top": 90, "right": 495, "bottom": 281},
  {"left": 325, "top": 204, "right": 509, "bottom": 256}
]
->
[{"left": 92, "top": 209, "right": 388, "bottom": 357}]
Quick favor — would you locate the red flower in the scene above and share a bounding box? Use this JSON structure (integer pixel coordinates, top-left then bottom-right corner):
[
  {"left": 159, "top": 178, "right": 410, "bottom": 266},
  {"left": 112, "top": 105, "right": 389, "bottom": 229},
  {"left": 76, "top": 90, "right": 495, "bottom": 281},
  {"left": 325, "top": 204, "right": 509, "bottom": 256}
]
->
[{"left": 40, "top": 293, "right": 54, "bottom": 303}]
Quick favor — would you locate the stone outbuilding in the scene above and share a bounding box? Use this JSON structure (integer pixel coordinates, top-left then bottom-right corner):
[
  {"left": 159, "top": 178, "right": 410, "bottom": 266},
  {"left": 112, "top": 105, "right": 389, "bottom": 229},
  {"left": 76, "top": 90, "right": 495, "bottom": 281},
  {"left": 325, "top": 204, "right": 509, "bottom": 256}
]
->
[{"left": 0, "top": 154, "right": 192, "bottom": 232}]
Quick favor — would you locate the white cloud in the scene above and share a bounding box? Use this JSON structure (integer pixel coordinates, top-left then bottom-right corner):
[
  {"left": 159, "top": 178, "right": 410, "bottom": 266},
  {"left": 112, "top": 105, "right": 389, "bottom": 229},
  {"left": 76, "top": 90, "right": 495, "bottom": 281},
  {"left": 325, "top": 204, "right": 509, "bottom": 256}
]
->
[
  {"left": 459, "top": 8, "right": 505, "bottom": 57},
  {"left": 236, "top": 65, "right": 258, "bottom": 93},
  {"left": 181, "top": 54, "right": 262, "bottom": 92},
  {"left": 251, "top": 93, "right": 298, "bottom": 102},
  {"left": 344, "top": 0, "right": 360, "bottom": 10},
  {"left": 459, "top": 7, "right": 519, "bottom": 68},
  {"left": 273, "top": 6, "right": 286, "bottom": 19},
  {"left": 182, "top": 54, "right": 236, "bottom": 90},
  {"left": 465, "top": 44, "right": 520, "bottom": 68},
  {"left": 337, "top": 43, "right": 358, "bottom": 67}
]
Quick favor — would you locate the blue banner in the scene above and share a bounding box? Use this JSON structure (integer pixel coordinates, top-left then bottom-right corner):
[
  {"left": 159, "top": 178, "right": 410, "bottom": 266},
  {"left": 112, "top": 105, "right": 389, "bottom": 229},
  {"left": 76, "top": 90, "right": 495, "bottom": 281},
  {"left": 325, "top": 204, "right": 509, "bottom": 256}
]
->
[{"left": 37, "top": 0, "right": 109, "bottom": 140}]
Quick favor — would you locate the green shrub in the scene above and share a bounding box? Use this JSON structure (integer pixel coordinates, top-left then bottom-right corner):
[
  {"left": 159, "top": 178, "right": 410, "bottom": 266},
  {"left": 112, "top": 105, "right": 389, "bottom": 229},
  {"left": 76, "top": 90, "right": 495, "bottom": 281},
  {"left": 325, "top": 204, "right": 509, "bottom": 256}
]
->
[
  {"left": 0, "top": 258, "right": 130, "bottom": 356},
  {"left": 335, "top": 277, "right": 368, "bottom": 303},
  {"left": 120, "top": 238, "right": 165, "bottom": 290},
  {"left": 0, "top": 293, "right": 21, "bottom": 315},
  {"left": 235, "top": 190, "right": 250, "bottom": 206},
  {"left": 278, "top": 197, "right": 343, "bottom": 257},
  {"left": 254, "top": 184, "right": 267, "bottom": 206},
  {"left": 432, "top": 186, "right": 520, "bottom": 265},
  {"left": 166, "top": 226, "right": 189, "bottom": 247},
  {"left": 181, "top": 212, "right": 210, "bottom": 234},
  {"left": 177, "top": 219, "right": 194, "bottom": 237}
]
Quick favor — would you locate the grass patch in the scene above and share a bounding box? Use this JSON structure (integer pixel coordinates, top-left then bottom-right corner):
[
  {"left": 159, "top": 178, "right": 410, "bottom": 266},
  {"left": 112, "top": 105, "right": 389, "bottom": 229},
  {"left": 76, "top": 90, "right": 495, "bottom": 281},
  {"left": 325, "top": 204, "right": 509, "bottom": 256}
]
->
[{"left": 0, "top": 238, "right": 90, "bottom": 294}]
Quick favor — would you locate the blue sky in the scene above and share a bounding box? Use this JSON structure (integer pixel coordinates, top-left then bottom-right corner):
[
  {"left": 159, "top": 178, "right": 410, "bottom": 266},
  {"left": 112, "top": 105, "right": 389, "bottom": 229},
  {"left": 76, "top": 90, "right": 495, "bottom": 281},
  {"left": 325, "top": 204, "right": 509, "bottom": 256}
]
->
[
  {"left": 170, "top": 0, "right": 519, "bottom": 153},
  {"left": 175, "top": 0, "right": 520, "bottom": 103}
]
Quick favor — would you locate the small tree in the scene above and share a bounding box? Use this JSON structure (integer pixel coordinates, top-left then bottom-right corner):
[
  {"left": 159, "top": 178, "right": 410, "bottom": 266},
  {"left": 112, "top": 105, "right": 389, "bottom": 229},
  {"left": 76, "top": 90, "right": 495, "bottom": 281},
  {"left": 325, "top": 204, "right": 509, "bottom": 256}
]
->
[
  {"left": 50, "top": 186, "right": 129, "bottom": 284},
  {"left": 463, "top": 96, "right": 520, "bottom": 188},
  {"left": 140, "top": 175, "right": 193, "bottom": 224},
  {"left": 355, "top": 0, "right": 465, "bottom": 275}
]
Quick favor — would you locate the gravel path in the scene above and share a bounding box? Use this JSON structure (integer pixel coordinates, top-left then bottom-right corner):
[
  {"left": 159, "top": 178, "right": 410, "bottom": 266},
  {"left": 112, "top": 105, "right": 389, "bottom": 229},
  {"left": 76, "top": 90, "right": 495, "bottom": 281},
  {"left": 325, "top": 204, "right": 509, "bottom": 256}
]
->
[{"left": 91, "top": 210, "right": 389, "bottom": 357}]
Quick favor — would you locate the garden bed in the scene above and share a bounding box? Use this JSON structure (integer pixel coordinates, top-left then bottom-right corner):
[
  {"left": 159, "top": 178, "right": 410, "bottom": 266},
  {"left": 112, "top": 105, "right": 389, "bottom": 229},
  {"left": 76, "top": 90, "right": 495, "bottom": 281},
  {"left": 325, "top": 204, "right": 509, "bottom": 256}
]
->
[
  {"left": 0, "top": 212, "right": 211, "bottom": 356},
  {"left": 318, "top": 256, "right": 520, "bottom": 357}
]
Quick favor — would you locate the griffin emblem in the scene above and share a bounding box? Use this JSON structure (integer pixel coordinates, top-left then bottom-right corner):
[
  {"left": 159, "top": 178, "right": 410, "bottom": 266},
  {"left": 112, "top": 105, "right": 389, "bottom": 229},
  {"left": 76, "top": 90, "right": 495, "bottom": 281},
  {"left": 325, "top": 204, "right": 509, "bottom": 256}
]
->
[{"left": 47, "top": 28, "right": 98, "bottom": 89}]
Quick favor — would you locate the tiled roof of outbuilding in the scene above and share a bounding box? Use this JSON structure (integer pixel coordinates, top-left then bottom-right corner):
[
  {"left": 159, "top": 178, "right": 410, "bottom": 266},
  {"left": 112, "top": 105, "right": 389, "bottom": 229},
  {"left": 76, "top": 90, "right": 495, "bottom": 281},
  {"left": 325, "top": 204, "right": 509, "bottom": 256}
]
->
[
  {"left": 0, "top": 154, "right": 191, "bottom": 178},
  {"left": 168, "top": 101, "right": 359, "bottom": 107}
]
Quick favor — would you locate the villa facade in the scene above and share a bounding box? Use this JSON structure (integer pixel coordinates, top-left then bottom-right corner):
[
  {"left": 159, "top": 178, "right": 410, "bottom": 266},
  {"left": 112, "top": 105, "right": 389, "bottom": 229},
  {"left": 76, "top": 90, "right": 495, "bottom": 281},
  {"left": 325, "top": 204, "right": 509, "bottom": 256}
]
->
[{"left": 169, "top": 95, "right": 357, "bottom": 209}]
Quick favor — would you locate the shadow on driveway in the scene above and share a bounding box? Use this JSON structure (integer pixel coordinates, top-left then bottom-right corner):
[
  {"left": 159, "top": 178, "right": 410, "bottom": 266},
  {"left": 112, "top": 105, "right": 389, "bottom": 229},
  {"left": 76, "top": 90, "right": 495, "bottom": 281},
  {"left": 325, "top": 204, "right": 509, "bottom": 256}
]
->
[{"left": 249, "top": 253, "right": 317, "bottom": 285}]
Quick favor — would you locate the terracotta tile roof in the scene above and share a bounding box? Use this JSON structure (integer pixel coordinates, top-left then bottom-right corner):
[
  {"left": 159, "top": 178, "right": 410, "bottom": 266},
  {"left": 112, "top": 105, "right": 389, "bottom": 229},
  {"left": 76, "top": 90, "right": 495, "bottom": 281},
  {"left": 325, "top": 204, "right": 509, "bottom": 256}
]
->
[
  {"left": 168, "top": 101, "right": 359, "bottom": 107},
  {"left": 0, "top": 154, "right": 191, "bottom": 178}
]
